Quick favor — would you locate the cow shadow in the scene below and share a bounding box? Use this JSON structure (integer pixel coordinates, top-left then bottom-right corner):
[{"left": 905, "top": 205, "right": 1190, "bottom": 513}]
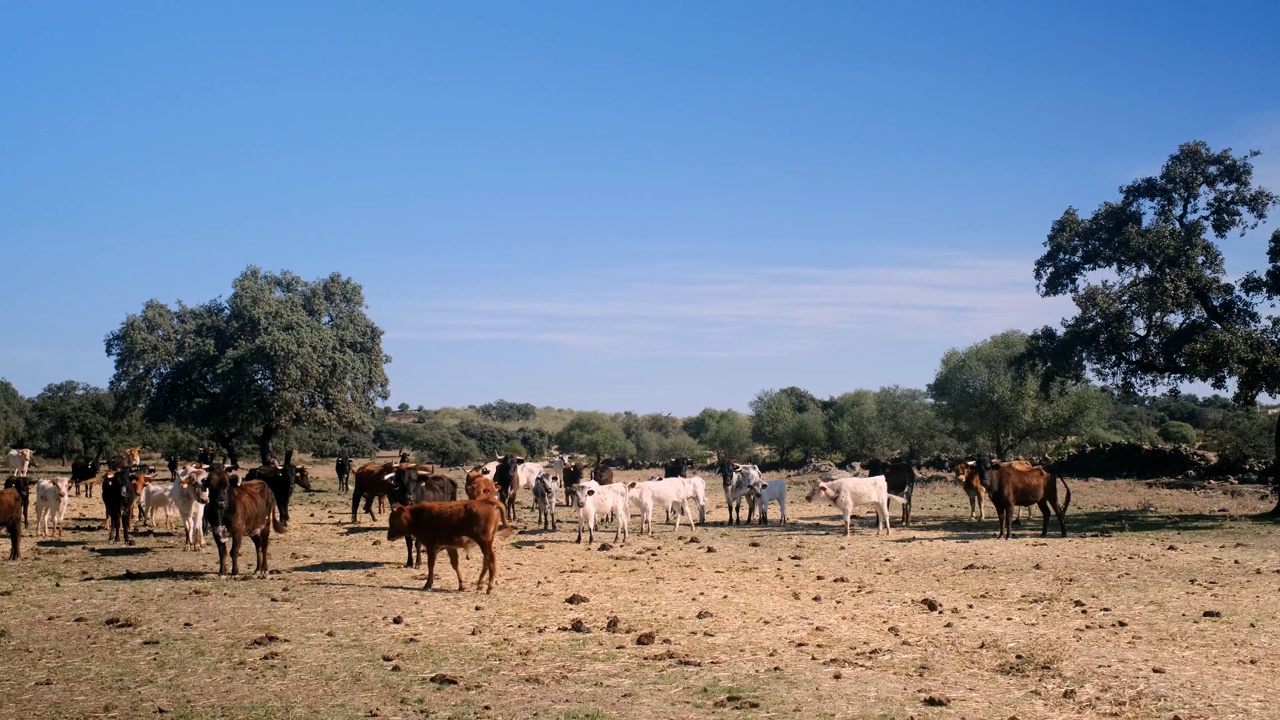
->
[
  {"left": 89, "top": 546, "right": 152, "bottom": 556},
  {"left": 875, "top": 510, "right": 1262, "bottom": 540},
  {"left": 34, "top": 539, "right": 87, "bottom": 548},
  {"left": 292, "top": 560, "right": 390, "bottom": 573},
  {"left": 343, "top": 526, "right": 385, "bottom": 535},
  {"left": 100, "top": 569, "right": 209, "bottom": 581}
]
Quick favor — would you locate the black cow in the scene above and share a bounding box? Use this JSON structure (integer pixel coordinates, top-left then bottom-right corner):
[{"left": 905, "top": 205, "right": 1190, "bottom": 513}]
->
[
  {"left": 562, "top": 462, "right": 585, "bottom": 507},
  {"left": 866, "top": 458, "right": 917, "bottom": 526},
  {"left": 663, "top": 457, "right": 693, "bottom": 479},
  {"left": 491, "top": 454, "right": 521, "bottom": 522},
  {"left": 101, "top": 469, "right": 138, "bottom": 544},
  {"left": 71, "top": 458, "right": 100, "bottom": 497},
  {"left": 242, "top": 452, "right": 312, "bottom": 528},
  {"left": 2, "top": 476, "right": 29, "bottom": 529},
  {"left": 335, "top": 455, "right": 352, "bottom": 493}
]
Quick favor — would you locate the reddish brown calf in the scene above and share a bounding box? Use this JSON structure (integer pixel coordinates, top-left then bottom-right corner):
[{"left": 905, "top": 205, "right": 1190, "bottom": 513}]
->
[
  {"left": 386, "top": 500, "right": 511, "bottom": 594},
  {"left": 0, "top": 487, "right": 21, "bottom": 560},
  {"left": 206, "top": 469, "right": 284, "bottom": 577},
  {"left": 975, "top": 457, "right": 1071, "bottom": 539}
]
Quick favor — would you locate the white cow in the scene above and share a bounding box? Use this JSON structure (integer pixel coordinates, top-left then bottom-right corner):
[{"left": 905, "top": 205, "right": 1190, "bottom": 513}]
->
[
  {"left": 626, "top": 477, "right": 699, "bottom": 536},
  {"left": 172, "top": 466, "right": 209, "bottom": 551},
  {"left": 805, "top": 475, "right": 906, "bottom": 536},
  {"left": 727, "top": 464, "right": 763, "bottom": 524},
  {"left": 6, "top": 448, "right": 33, "bottom": 478},
  {"left": 751, "top": 479, "right": 788, "bottom": 525},
  {"left": 34, "top": 477, "right": 71, "bottom": 537},
  {"left": 141, "top": 483, "right": 178, "bottom": 530},
  {"left": 574, "top": 480, "right": 629, "bottom": 545}
]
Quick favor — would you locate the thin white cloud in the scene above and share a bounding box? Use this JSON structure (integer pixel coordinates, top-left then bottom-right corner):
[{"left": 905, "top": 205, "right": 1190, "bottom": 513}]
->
[{"left": 378, "top": 254, "right": 1075, "bottom": 358}]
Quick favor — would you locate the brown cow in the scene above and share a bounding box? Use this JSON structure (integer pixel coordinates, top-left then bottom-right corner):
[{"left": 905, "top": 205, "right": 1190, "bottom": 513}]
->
[
  {"left": 386, "top": 499, "right": 511, "bottom": 594},
  {"left": 951, "top": 460, "right": 987, "bottom": 520},
  {"left": 464, "top": 471, "right": 510, "bottom": 533},
  {"left": 2, "top": 476, "right": 30, "bottom": 529},
  {"left": 391, "top": 466, "right": 461, "bottom": 568},
  {"left": 0, "top": 487, "right": 21, "bottom": 559},
  {"left": 351, "top": 461, "right": 430, "bottom": 523},
  {"left": 953, "top": 459, "right": 1039, "bottom": 522},
  {"left": 974, "top": 457, "right": 1071, "bottom": 539},
  {"left": 205, "top": 467, "right": 284, "bottom": 577}
]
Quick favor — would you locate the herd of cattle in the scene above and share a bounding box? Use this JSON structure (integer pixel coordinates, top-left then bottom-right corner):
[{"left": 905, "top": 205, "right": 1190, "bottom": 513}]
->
[{"left": 0, "top": 447, "right": 1073, "bottom": 593}]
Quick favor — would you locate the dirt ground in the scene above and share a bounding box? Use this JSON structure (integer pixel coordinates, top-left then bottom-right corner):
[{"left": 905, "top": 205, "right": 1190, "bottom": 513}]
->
[{"left": 1, "top": 461, "right": 1277, "bottom": 720}]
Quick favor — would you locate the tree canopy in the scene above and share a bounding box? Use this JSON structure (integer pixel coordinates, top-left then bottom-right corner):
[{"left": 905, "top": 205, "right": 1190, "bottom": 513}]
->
[
  {"left": 750, "top": 387, "right": 826, "bottom": 463},
  {"left": 1028, "top": 140, "right": 1280, "bottom": 506},
  {"left": 106, "top": 266, "right": 390, "bottom": 466},
  {"left": 0, "top": 379, "right": 29, "bottom": 449},
  {"left": 930, "top": 330, "right": 1109, "bottom": 457},
  {"left": 1030, "top": 141, "right": 1280, "bottom": 402},
  {"left": 554, "top": 412, "right": 634, "bottom": 461},
  {"left": 27, "top": 381, "right": 138, "bottom": 462},
  {"left": 684, "top": 408, "right": 753, "bottom": 462}
]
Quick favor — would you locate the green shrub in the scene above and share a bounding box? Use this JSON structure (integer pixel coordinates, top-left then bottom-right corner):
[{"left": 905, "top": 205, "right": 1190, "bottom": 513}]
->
[{"left": 1158, "top": 420, "right": 1197, "bottom": 445}]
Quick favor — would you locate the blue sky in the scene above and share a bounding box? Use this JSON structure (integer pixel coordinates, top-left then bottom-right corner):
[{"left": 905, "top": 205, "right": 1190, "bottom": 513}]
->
[{"left": 3, "top": 2, "right": 1278, "bottom": 415}]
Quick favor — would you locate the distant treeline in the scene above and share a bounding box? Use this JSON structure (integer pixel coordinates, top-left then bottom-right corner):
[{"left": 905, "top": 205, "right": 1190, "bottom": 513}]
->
[{"left": 3, "top": 332, "right": 1272, "bottom": 470}]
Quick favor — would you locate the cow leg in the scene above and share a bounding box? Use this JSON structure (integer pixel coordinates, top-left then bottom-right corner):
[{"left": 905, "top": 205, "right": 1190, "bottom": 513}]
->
[
  {"left": 446, "top": 547, "right": 463, "bottom": 591},
  {"left": 254, "top": 533, "right": 268, "bottom": 578},
  {"left": 424, "top": 547, "right": 438, "bottom": 590},
  {"left": 215, "top": 538, "right": 229, "bottom": 575},
  {"left": 230, "top": 534, "right": 242, "bottom": 576},
  {"left": 5, "top": 521, "right": 17, "bottom": 560},
  {"left": 843, "top": 511, "right": 852, "bottom": 537},
  {"left": 1039, "top": 500, "right": 1052, "bottom": 538},
  {"left": 779, "top": 496, "right": 787, "bottom": 525},
  {"left": 365, "top": 494, "right": 378, "bottom": 523},
  {"left": 350, "top": 485, "right": 362, "bottom": 524},
  {"left": 902, "top": 491, "right": 911, "bottom": 526},
  {"left": 403, "top": 536, "right": 415, "bottom": 568}
]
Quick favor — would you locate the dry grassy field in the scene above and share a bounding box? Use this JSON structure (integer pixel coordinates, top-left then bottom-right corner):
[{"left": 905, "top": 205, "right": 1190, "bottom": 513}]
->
[{"left": 1, "top": 461, "right": 1277, "bottom": 720}]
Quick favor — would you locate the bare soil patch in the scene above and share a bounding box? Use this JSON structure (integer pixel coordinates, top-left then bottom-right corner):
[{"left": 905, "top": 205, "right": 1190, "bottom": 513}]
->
[{"left": 1, "top": 464, "right": 1277, "bottom": 719}]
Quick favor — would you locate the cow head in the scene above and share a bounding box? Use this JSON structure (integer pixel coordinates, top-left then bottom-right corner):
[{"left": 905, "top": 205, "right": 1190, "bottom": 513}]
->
[
  {"left": 804, "top": 478, "right": 827, "bottom": 502},
  {"left": 288, "top": 465, "right": 312, "bottom": 491},
  {"left": 391, "top": 466, "right": 419, "bottom": 506},
  {"left": 129, "top": 472, "right": 150, "bottom": 499},
  {"left": 974, "top": 456, "right": 996, "bottom": 492},
  {"left": 205, "top": 467, "right": 234, "bottom": 538},
  {"left": 386, "top": 505, "right": 411, "bottom": 542}
]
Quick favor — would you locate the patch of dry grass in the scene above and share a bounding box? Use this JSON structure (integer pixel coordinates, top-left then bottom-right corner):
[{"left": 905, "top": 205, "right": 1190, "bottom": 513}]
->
[{"left": 1, "top": 464, "right": 1277, "bottom": 719}]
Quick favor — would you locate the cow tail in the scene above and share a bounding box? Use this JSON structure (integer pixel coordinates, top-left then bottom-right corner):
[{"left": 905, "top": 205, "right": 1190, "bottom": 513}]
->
[
  {"left": 271, "top": 503, "right": 286, "bottom": 534},
  {"left": 887, "top": 494, "right": 908, "bottom": 505},
  {"left": 1058, "top": 473, "right": 1071, "bottom": 515}
]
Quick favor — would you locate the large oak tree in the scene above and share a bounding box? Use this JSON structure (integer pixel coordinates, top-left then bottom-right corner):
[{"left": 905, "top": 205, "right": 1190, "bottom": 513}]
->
[
  {"left": 106, "top": 267, "right": 390, "bottom": 467},
  {"left": 1028, "top": 141, "right": 1280, "bottom": 509}
]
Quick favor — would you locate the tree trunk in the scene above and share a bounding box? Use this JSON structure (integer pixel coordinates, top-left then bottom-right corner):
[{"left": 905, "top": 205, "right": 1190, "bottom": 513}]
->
[
  {"left": 258, "top": 425, "right": 278, "bottom": 467},
  {"left": 1269, "top": 415, "right": 1280, "bottom": 515}
]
